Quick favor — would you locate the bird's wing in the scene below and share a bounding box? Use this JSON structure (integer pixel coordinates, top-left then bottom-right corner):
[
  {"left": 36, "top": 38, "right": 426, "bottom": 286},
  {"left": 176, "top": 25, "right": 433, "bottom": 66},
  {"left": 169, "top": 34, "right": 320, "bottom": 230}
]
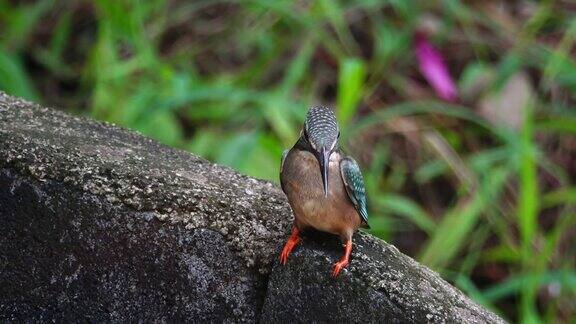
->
[
  {"left": 340, "top": 156, "right": 370, "bottom": 228},
  {"left": 280, "top": 149, "right": 289, "bottom": 193}
]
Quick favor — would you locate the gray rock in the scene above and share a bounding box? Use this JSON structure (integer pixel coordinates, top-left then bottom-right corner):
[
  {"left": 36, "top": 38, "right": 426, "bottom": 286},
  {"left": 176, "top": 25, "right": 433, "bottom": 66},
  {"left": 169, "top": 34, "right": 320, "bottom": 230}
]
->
[
  {"left": 0, "top": 92, "right": 505, "bottom": 323},
  {"left": 262, "top": 231, "right": 504, "bottom": 323},
  {"left": 0, "top": 169, "right": 264, "bottom": 322}
]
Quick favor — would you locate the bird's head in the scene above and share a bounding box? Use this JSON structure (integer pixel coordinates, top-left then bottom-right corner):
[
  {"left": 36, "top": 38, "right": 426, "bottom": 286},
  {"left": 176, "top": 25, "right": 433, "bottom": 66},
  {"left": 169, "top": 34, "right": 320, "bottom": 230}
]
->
[{"left": 300, "top": 106, "right": 340, "bottom": 197}]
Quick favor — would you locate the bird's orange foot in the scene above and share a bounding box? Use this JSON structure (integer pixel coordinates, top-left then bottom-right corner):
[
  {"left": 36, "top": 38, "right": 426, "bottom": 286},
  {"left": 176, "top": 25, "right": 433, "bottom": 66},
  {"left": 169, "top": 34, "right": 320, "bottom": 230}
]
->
[
  {"left": 279, "top": 239, "right": 299, "bottom": 265},
  {"left": 279, "top": 226, "right": 301, "bottom": 265},
  {"left": 331, "top": 259, "right": 349, "bottom": 277},
  {"left": 331, "top": 239, "right": 353, "bottom": 278}
]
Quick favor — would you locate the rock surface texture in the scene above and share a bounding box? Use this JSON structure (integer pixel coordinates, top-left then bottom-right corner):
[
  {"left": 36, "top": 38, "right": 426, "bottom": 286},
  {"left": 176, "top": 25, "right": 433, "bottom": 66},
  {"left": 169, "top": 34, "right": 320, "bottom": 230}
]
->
[{"left": 0, "top": 92, "right": 505, "bottom": 323}]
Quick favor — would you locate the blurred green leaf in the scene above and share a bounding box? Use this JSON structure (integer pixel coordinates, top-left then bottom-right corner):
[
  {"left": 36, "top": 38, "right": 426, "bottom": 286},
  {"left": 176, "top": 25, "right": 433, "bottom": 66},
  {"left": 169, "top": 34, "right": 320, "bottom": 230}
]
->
[
  {"left": 518, "top": 101, "right": 538, "bottom": 257},
  {"left": 373, "top": 194, "right": 436, "bottom": 234},
  {"left": 318, "top": 0, "right": 359, "bottom": 55},
  {"left": 186, "top": 128, "right": 221, "bottom": 159},
  {"left": 0, "top": 47, "right": 39, "bottom": 101},
  {"left": 537, "top": 117, "right": 576, "bottom": 135},
  {"left": 261, "top": 94, "right": 298, "bottom": 144},
  {"left": 419, "top": 167, "right": 509, "bottom": 269},
  {"left": 244, "top": 134, "right": 283, "bottom": 181},
  {"left": 458, "top": 62, "right": 492, "bottom": 101},
  {"left": 137, "top": 111, "right": 183, "bottom": 147},
  {"left": 543, "top": 19, "right": 576, "bottom": 88},
  {"left": 216, "top": 131, "right": 259, "bottom": 169},
  {"left": 337, "top": 58, "right": 366, "bottom": 126},
  {"left": 365, "top": 216, "right": 394, "bottom": 240},
  {"left": 373, "top": 21, "right": 409, "bottom": 65},
  {"left": 351, "top": 101, "right": 505, "bottom": 139},
  {"left": 492, "top": 54, "right": 523, "bottom": 92},
  {"left": 279, "top": 38, "right": 314, "bottom": 93},
  {"left": 542, "top": 187, "right": 576, "bottom": 208},
  {"left": 0, "top": 0, "right": 54, "bottom": 50},
  {"left": 32, "top": 11, "right": 75, "bottom": 77},
  {"left": 482, "top": 245, "right": 521, "bottom": 264},
  {"left": 482, "top": 270, "right": 576, "bottom": 302}
]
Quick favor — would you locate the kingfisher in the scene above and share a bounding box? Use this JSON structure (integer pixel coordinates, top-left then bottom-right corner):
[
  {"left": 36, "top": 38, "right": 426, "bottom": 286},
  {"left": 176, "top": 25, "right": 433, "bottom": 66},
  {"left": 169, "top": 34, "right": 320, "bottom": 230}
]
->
[{"left": 279, "top": 105, "right": 369, "bottom": 277}]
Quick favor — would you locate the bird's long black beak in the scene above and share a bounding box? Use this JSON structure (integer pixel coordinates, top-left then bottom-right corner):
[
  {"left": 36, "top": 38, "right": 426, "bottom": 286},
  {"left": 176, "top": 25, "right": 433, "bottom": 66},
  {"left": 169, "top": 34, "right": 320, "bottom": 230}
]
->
[{"left": 318, "top": 147, "right": 331, "bottom": 197}]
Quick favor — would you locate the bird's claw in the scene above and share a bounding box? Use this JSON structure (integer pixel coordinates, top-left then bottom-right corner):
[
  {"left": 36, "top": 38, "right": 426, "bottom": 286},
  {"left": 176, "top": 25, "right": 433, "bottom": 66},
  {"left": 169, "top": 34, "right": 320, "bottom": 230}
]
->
[
  {"left": 279, "top": 246, "right": 290, "bottom": 265},
  {"left": 279, "top": 233, "right": 301, "bottom": 265},
  {"left": 331, "top": 260, "right": 349, "bottom": 277}
]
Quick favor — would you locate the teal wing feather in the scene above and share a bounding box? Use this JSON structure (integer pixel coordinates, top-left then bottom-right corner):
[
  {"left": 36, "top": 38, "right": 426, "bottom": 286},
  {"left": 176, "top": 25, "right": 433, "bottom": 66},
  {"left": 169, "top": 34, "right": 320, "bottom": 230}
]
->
[
  {"left": 280, "top": 149, "right": 289, "bottom": 193},
  {"left": 340, "top": 156, "right": 370, "bottom": 228}
]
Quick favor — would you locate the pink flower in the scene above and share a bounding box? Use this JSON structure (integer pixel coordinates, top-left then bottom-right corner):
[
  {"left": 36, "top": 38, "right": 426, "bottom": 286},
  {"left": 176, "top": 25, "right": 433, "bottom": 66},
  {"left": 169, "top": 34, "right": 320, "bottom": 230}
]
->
[{"left": 414, "top": 33, "right": 458, "bottom": 102}]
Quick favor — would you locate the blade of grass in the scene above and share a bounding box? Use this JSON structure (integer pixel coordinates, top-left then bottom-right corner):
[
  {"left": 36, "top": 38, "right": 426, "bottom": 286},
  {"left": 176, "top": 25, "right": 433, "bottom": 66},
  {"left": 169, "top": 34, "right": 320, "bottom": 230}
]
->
[
  {"left": 482, "top": 270, "right": 576, "bottom": 302},
  {"left": 317, "top": 0, "right": 360, "bottom": 55},
  {"left": 372, "top": 194, "right": 436, "bottom": 234},
  {"left": 279, "top": 37, "right": 315, "bottom": 93},
  {"left": 1, "top": 0, "right": 54, "bottom": 50},
  {"left": 518, "top": 100, "right": 540, "bottom": 323},
  {"left": 541, "top": 187, "right": 576, "bottom": 209},
  {"left": 350, "top": 101, "right": 515, "bottom": 144},
  {"left": 0, "top": 47, "right": 39, "bottom": 101},
  {"left": 419, "top": 167, "right": 509, "bottom": 269},
  {"left": 337, "top": 57, "right": 366, "bottom": 126}
]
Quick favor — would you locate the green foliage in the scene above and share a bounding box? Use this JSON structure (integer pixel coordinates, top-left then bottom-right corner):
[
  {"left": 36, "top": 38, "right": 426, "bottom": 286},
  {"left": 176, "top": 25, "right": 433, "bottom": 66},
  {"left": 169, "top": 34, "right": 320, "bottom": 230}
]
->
[
  {"left": 337, "top": 57, "right": 365, "bottom": 126},
  {"left": 1, "top": 0, "right": 575, "bottom": 321},
  {"left": 0, "top": 47, "right": 39, "bottom": 101}
]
